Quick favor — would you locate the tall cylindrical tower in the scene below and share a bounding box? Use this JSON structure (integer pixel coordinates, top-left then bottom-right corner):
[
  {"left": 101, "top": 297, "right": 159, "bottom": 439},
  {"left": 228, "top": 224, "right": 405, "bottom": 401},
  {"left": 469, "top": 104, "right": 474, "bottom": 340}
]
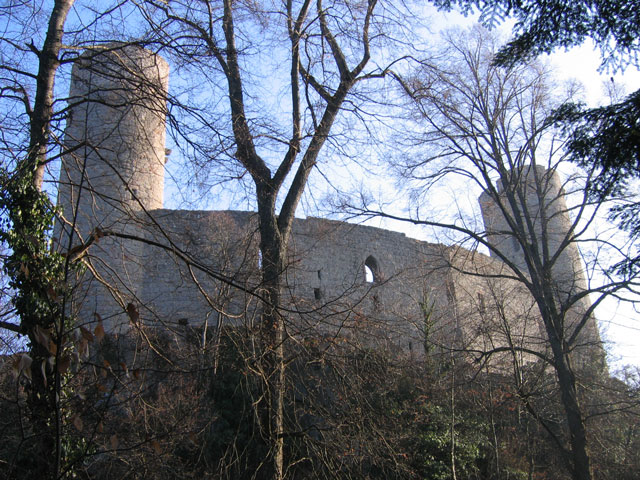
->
[
  {"left": 479, "top": 165, "right": 588, "bottom": 299},
  {"left": 56, "top": 45, "right": 169, "bottom": 332},
  {"left": 478, "top": 165, "right": 602, "bottom": 365},
  {"left": 57, "top": 45, "right": 169, "bottom": 238},
  {"left": 479, "top": 166, "right": 588, "bottom": 295}
]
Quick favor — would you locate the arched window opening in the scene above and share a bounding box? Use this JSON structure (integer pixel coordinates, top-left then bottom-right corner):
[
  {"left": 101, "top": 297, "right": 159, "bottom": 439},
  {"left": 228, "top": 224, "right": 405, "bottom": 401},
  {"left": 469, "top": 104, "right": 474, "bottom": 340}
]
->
[
  {"left": 364, "top": 264, "right": 375, "bottom": 283},
  {"left": 364, "top": 255, "right": 380, "bottom": 283}
]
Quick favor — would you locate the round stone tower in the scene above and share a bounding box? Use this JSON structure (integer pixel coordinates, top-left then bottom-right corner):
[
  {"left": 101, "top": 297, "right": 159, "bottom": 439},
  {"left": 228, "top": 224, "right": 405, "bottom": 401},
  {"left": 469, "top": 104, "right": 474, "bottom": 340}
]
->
[
  {"left": 479, "top": 165, "right": 587, "bottom": 298},
  {"left": 478, "top": 165, "right": 602, "bottom": 366},
  {"left": 57, "top": 44, "right": 168, "bottom": 239},
  {"left": 56, "top": 45, "right": 169, "bottom": 332}
]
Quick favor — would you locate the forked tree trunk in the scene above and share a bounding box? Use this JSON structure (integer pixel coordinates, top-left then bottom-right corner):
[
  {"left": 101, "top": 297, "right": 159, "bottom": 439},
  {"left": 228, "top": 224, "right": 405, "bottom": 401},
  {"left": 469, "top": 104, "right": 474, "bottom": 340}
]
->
[
  {"left": 545, "top": 321, "right": 593, "bottom": 480},
  {"left": 258, "top": 207, "right": 288, "bottom": 480}
]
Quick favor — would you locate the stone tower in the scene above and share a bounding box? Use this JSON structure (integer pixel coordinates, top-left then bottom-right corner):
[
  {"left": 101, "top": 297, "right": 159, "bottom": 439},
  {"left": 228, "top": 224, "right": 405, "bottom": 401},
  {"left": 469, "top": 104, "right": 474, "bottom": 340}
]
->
[
  {"left": 478, "top": 165, "right": 602, "bottom": 361},
  {"left": 56, "top": 45, "right": 169, "bottom": 332},
  {"left": 479, "top": 166, "right": 587, "bottom": 296},
  {"left": 52, "top": 47, "right": 602, "bottom": 369}
]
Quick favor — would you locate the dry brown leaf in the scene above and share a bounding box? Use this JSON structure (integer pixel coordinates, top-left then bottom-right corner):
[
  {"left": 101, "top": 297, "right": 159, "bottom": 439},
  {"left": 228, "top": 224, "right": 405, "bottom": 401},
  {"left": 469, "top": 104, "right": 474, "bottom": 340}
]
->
[
  {"left": 94, "top": 322, "right": 105, "bottom": 342},
  {"left": 126, "top": 303, "right": 139, "bottom": 323},
  {"left": 40, "top": 360, "right": 47, "bottom": 388},
  {"left": 57, "top": 356, "right": 71, "bottom": 374},
  {"left": 151, "top": 440, "right": 162, "bottom": 455},
  {"left": 12, "top": 354, "right": 32, "bottom": 379},
  {"left": 77, "top": 338, "right": 89, "bottom": 359},
  {"left": 80, "top": 325, "right": 94, "bottom": 342},
  {"left": 33, "top": 325, "right": 50, "bottom": 349},
  {"left": 19, "top": 262, "right": 29, "bottom": 278},
  {"left": 101, "top": 361, "right": 109, "bottom": 378},
  {"left": 110, "top": 434, "right": 119, "bottom": 450},
  {"left": 46, "top": 285, "right": 57, "bottom": 301},
  {"left": 72, "top": 415, "right": 83, "bottom": 432}
]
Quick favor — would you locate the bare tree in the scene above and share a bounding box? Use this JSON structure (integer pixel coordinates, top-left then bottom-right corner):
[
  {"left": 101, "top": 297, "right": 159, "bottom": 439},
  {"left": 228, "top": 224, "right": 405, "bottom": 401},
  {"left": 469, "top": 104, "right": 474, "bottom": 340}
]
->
[
  {"left": 0, "top": 0, "right": 415, "bottom": 475},
  {"left": 0, "top": 2, "right": 85, "bottom": 477},
  {"left": 348, "top": 26, "right": 640, "bottom": 480},
  {"left": 14, "top": 3, "right": 639, "bottom": 478},
  {"left": 124, "top": 1, "right": 417, "bottom": 477},
  {"left": 0, "top": 3, "right": 183, "bottom": 478}
]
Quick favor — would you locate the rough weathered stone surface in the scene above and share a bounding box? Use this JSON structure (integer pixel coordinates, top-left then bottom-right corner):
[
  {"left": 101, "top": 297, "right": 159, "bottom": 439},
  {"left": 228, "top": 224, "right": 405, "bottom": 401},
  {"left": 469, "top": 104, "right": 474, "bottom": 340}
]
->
[
  {"left": 55, "top": 47, "right": 602, "bottom": 370},
  {"left": 480, "top": 165, "right": 602, "bottom": 363}
]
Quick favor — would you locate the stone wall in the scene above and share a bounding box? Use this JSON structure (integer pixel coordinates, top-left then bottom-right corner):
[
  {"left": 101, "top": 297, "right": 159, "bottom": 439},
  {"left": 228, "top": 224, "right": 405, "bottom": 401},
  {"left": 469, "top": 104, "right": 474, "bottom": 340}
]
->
[
  {"left": 55, "top": 45, "right": 169, "bottom": 333},
  {"left": 54, "top": 46, "right": 602, "bottom": 370}
]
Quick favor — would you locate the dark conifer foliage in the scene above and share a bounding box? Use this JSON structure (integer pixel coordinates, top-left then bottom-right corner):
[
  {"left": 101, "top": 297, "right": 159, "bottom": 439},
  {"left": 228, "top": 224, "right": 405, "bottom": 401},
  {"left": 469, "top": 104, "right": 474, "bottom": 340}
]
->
[
  {"left": 434, "top": 0, "right": 639, "bottom": 68},
  {"left": 435, "top": 0, "right": 640, "bottom": 276}
]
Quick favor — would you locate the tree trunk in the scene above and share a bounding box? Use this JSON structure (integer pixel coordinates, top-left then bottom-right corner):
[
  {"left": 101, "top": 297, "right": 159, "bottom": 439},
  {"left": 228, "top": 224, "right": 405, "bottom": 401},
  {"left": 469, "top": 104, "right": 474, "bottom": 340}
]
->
[
  {"left": 29, "top": 0, "right": 74, "bottom": 190},
  {"left": 258, "top": 202, "right": 287, "bottom": 480},
  {"left": 260, "top": 273, "right": 286, "bottom": 480},
  {"left": 17, "top": 1, "right": 74, "bottom": 478},
  {"left": 543, "top": 310, "right": 592, "bottom": 480},
  {"left": 553, "top": 345, "right": 593, "bottom": 480}
]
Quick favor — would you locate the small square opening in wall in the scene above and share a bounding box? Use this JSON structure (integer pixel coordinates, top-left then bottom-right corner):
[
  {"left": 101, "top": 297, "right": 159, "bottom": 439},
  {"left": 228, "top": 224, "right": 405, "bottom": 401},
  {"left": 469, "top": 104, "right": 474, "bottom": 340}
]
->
[{"left": 314, "top": 288, "right": 323, "bottom": 300}]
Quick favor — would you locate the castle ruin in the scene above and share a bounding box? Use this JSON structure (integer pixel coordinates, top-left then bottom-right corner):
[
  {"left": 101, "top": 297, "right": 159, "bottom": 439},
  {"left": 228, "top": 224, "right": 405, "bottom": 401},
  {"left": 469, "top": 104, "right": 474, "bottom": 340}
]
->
[{"left": 54, "top": 45, "right": 602, "bottom": 370}]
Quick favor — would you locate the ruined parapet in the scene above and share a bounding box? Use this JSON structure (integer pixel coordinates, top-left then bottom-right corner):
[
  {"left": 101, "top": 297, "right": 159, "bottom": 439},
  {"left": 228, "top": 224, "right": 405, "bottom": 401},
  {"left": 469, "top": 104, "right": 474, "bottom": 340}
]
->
[
  {"left": 56, "top": 45, "right": 169, "bottom": 333},
  {"left": 285, "top": 217, "right": 458, "bottom": 358},
  {"left": 50, "top": 45, "right": 604, "bottom": 369}
]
